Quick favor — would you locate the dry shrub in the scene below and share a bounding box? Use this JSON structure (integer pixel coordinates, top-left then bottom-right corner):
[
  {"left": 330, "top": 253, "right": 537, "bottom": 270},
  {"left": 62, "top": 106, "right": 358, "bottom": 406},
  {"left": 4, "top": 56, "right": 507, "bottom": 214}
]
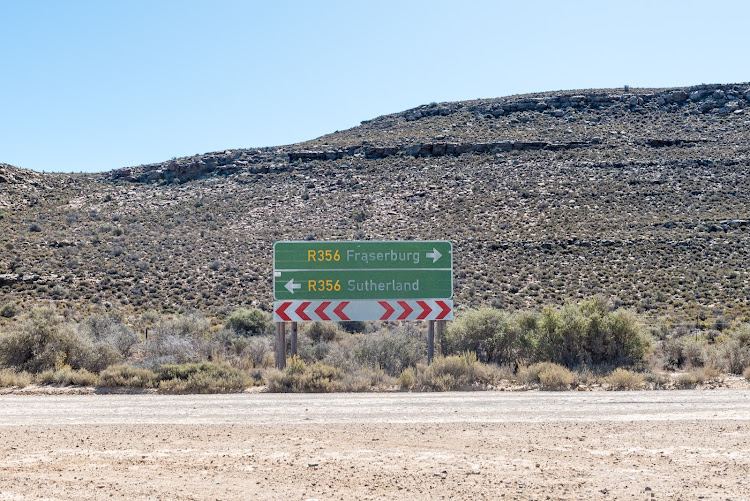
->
[
  {"left": 743, "top": 367, "right": 750, "bottom": 381},
  {"left": 38, "top": 367, "right": 98, "bottom": 386},
  {"left": 674, "top": 372, "right": 699, "bottom": 389},
  {"left": 694, "top": 364, "right": 723, "bottom": 383},
  {"left": 156, "top": 362, "right": 252, "bottom": 393},
  {"left": 397, "top": 368, "right": 415, "bottom": 389},
  {"left": 341, "top": 367, "right": 393, "bottom": 392},
  {"left": 717, "top": 339, "right": 750, "bottom": 374},
  {"left": 0, "top": 369, "right": 33, "bottom": 388},
  {"left": 538, "top": 365, "right": 574, "bottom": 391},
  {"left": 352, "top": 328, "right": 423, "bottom": 376},
  {"left": 644, "top": 371, "right": 670, "bottom": 389},
  {"left": 519, "top": 362, "right": 574, "bottom": 390},
  {"left": 79, "top": 313, "right": 140, "bottom": 357},
  {"left": 0, "top": 308, "right": 120, "bottom": 373},
  {"left": 264, "top": 357, "right": 344, "bottom": 392},
  {"left": 98, "top": 364, "right": 156, "bottom": 388},
  {"left": 606, "top": 368, "right": 645, "bottom": 390},
  {"left": 408, "top": 352, "right": 498, "bottom": 391},
  {"left": 681, "top": 338, "right": 705, "bottom": 368}
]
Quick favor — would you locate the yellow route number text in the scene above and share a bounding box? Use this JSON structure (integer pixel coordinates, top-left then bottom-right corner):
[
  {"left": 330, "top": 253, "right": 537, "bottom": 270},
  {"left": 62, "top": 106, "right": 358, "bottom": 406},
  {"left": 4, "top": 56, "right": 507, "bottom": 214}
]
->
[
  {"left": 307, "top": 249, "right": 341, "bottom": 262},
  {"left": 308, "top": 279, "right": 341, "bottom": 292}
]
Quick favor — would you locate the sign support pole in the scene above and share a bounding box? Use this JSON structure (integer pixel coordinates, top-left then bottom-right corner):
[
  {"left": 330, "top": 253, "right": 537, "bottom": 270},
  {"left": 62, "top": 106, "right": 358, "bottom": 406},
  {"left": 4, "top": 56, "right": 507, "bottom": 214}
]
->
[
  {"left": 427, "top": 320, "right": 435, "bottom": 365},
  {"left": 275, "top": 322, "right": 286, "bottom": 369},
  {"left": 436, "top": 320, "right": 445, "bottom": 356},
  {"left": 290, "top": 322, "right": 298, "bottom": 357}
]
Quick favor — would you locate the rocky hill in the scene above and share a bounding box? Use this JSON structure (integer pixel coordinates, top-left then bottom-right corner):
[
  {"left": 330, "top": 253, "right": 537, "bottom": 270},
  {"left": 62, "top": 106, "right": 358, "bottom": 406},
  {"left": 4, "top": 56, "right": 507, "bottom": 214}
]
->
[{"left": 1, "top": 83, "right": 749, "bottom": 326}]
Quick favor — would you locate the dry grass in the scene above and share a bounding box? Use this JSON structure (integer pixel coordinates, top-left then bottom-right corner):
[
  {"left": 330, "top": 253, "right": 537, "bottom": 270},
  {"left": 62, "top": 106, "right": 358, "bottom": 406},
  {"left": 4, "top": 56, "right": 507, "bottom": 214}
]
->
[
  {"left": 98, "top": 364, "right": 156, "bottom": 388},
  {"left": 37, "top": 367, "right": 98, "bottom": 386},
  {"left": 0, "top": 368, "right": 33, "bottom": 388},
  {"left": 606, "top": 368, "right": 645, "bottom": 390}
]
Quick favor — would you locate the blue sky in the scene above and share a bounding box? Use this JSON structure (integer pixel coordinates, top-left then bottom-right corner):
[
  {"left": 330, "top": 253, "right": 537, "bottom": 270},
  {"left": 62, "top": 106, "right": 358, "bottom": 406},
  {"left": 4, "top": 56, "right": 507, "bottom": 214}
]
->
[{"left": 1, "top": 0, "right": 748, "bottom": 173}]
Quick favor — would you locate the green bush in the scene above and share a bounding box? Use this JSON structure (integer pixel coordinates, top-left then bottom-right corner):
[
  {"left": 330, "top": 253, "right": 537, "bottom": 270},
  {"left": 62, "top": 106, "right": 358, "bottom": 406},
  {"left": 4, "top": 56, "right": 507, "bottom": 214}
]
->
[
  {"left": 225, "top": 308, "right": 272, "bottom": 336},
  {"left": 339, "top": 321, "right": 368, "bottom": 334},
  {"left": 536, "top": 299, "right": 651, "bottom": 367},
  {"left": 305, "top": 322, "right": 343, "bottom": 343},
  {"left": 156, "top": 361, "right": 252, "bottom": 393},
  {"left": 98, "top": 364, "right": 156, "bottom": 388},
  {"left": 443, "top": 308, "right": 536, "bottom": 365},
  {"left": 606, "top": 368, "right": 645, "bottom": 390}
]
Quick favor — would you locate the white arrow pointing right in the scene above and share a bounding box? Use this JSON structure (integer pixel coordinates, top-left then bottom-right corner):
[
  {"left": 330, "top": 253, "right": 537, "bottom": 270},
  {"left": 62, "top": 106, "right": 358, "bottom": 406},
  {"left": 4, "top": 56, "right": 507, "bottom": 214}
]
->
[
  {"left": 426, "top": 248, "right": 442, "bottom": 263},
  {"left": 285, "top": 279, "right": 302, "bottom": 294}
]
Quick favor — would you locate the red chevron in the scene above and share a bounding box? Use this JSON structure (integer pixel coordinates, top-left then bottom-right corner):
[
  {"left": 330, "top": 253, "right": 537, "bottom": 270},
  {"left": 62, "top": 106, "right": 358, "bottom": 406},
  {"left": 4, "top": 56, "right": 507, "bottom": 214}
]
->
[
  {"left": 315, "top": 301, "right": 331, "bottom": 321},
  {"left": 295, "top": 301, "right": 311, "bottom": 321},
  {"left": 397, "top": 301, "right": 413, "bottom": 320},
  {"left": 378, "top": 301, "right": 396, "bottom": 320},
  {"left": 416, "top": 300, "right": 431, "bottom": 320},
  {"left": 276, "top": 301, "right": 292, "bottom": 322},
  {"left": 436, "top": 300, "right": 451, "bottom": 320},
  {"left": 333, "top": 301, "right": 350, "bottom": 321}
]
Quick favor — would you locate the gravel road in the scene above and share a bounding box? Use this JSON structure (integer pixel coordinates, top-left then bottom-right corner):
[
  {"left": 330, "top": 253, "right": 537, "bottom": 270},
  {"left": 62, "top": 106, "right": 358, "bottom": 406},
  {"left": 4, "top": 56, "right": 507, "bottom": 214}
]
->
[{"left": 1, "top": 391, "right": 749, "bottom": 500}]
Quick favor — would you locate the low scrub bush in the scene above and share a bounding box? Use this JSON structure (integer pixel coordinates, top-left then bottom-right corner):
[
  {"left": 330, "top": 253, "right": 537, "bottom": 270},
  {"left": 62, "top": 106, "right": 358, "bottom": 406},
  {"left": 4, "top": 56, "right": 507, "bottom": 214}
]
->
[
  {"left": 341, "top": 367, "right": 393, "bottom": 392},
  {"left": 716, "top": 339, "right": 750, "bottom": 374},
  {"left": 538, "top": 364, "right": 574, "bottom": 390},
  {"left": 644, "top": 371, "right": 670, "bottom": 389},
  {"left": 0, "top": 308, "right": 118, "bottom": 373},
  {"left": 38, "top": 367, "right": 98, "bottom": 386},
  {"left": 405, "top": 352, "right": 498, "bottom": 391},
  {"left": 305, "top": 322, "right": 343, "bottom": 343},
  {"left": 0, "top": 369, "right": 33, "bottom": 388},
  {"left": 98, "top": 364, "right": 156, "bottom": 388},
  {"left": 606, "top": 368, "right": 645, "bottom": 390},
  {"left": 264, "top": 357, "right": 345, "bottom": 392},
  {"left": 353, "top": 328, "right": 423, "bottom": 376},
  {"left": 443, "top": 308, "right": 536, "bottom": 365},
  {"left": 79, "top": 313, "right": 140, "bottom": 357},
  {"left": 536, "top": 299, "right": 651, "bottom": 368},
  {"left": 339, "top": 321, "right": 368, "bottom": 334},
  {"left": 0, "top": 301, "right": 18, "bottom": 318},
  {"left": 674, "top": 372, "right": 699, "bottom": 389},
  {"left": 156, "top": 362, "right": 252, "bottom": 393},
  {"left": 224, "top": 308, "right": 272, "bottom": 336},
  {"left": 519, "top": 362, "right": 574, "bottom": 390}
]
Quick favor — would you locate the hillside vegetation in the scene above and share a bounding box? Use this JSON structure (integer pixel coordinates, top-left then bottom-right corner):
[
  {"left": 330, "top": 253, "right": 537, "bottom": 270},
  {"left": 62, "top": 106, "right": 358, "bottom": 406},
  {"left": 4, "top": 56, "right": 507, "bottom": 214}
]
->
[{"left": 1, "top": 83, "right": 749, "bottom": 330}]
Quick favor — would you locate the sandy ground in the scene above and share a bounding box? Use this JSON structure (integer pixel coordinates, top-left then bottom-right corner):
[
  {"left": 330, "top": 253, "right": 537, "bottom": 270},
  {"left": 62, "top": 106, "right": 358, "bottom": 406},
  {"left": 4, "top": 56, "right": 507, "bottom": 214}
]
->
[{"left": 1, "top": 391, "right": 749, "bottom": 500}]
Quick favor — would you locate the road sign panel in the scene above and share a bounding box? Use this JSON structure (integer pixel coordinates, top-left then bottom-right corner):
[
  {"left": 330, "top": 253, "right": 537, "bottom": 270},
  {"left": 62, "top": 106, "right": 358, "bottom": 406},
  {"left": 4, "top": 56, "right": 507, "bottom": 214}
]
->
[
  {"left": 273, "top": 241, "right": 452, "bottom": 301},
  {"left": 273, "top": 299, "right": 454, "bottom": 322}
]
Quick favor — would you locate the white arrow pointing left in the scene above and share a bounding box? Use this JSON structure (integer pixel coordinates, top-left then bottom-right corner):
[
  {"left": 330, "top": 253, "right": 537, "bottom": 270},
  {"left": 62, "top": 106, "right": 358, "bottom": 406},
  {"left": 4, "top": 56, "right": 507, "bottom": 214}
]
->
[
  {"left": 285, "top": 279, "right": 301, "bottom": 294},
  {"left": 426, "top": 248, "right": 442, "bottom": 263}
]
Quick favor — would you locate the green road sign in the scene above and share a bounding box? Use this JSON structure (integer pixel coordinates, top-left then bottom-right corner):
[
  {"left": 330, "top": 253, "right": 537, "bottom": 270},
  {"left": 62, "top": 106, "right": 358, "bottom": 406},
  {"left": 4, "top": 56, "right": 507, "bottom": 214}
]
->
[{"left": 273, "top": 241, "right": 452, "bottom": 301}]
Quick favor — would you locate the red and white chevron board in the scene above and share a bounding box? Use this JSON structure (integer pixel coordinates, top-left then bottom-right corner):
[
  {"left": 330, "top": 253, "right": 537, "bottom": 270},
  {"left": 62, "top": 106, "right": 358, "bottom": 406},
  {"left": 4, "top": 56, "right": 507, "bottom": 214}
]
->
[{"left": 273, "top": 299, "right": 453, "bottom": 322}]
